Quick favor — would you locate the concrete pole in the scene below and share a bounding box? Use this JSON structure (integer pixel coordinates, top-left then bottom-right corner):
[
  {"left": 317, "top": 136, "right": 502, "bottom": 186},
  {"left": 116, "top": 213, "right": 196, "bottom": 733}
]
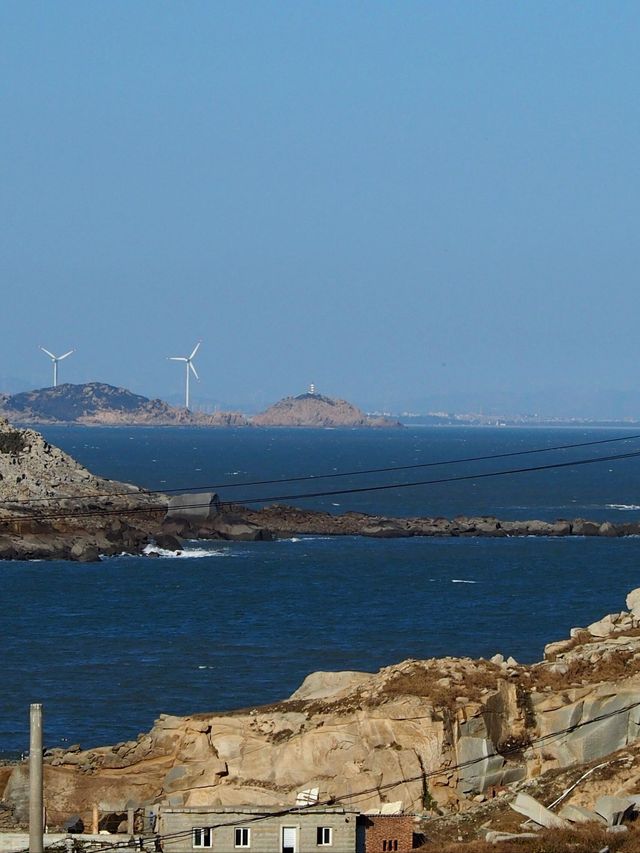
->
[{"left": 29, "top": 703, "right": 44, "bottom": 853}]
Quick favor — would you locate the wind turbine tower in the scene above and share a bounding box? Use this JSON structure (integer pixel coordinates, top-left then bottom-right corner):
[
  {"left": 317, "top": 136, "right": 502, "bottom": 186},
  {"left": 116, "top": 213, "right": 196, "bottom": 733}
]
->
[
  {"left": 169, "top": 341, "right": 201, "bottom": 410},
  {"left": 39, "top": 346, "right": 74, "bottom": 387}
]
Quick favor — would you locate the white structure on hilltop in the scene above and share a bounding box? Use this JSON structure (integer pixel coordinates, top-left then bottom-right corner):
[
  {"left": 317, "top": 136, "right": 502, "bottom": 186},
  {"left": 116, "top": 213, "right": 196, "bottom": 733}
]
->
[
  {"left": 308, "top": 383, "right": 316, "bottom": 394},
  {"left": 169, "top": 341, "right": 201, "bottom": 410},
  {"left": 39, "top": 346, "right": 74, "bottom": 387}
]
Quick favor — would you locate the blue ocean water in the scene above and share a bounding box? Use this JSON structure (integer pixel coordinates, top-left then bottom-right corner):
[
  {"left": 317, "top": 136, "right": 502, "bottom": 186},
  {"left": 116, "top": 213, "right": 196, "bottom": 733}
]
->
[{"left": 2, "top": 426, "right": 640, "bottom": 756}]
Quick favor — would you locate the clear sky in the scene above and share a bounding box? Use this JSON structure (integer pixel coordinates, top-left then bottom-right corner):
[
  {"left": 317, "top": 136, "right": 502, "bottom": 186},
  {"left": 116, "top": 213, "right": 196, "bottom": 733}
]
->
[{"left": 2, "top": 2, "right": 640, "bottom": 416}]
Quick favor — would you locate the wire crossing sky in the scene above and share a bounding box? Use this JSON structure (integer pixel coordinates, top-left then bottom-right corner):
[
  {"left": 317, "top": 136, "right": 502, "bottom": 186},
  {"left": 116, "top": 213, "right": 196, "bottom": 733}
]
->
[
  {"left": 2, "top": 2, "right": 640, "bottom": 417},
  {"left": 3, "top": 441, "right": 640, "bottom": 521}
]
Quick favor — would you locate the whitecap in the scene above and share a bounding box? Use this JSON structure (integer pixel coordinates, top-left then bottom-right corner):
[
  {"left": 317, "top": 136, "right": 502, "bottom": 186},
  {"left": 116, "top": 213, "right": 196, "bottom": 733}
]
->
[
  {"left": 142, "top": 544, "right": 229, "bottom": 559},
  {"left": 451, "top": 579, "right": 478, "bottom": 584},
  {"left": 607, "top": 504, "right": 640, "bottom": 511},
  {"left": 271, "top": 535, "right": 333, "bottom": 543}
]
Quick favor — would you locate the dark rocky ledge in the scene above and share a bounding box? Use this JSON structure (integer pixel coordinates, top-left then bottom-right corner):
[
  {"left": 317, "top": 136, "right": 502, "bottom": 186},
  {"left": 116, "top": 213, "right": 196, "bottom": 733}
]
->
[
  {"left": 162, "top": 503, "right": 640, "bottom": 543},
  {"left": 1, "top": 503, "right": 637, "bottom": 562}
]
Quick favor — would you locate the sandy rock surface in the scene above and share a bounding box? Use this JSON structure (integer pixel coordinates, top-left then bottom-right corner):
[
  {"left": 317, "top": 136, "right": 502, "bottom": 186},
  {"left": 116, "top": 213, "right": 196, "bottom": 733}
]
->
[{"left": 5, "top": 590, "right": 640, "bottom": 832}]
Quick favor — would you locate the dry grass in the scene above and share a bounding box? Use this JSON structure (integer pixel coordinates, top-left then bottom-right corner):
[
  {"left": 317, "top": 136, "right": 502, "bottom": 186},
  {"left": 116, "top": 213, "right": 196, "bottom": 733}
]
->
[
  {"left": 544, "top": 630, "right": 593, "bottom": 661},
  {"left": 530, "top": 651, "right": 640, "bottom": 692},
  {"left": 546, "top": 627, "right": 640, "bottom": 662},
  {"left": 422, "top": 823, "right": 640, "bottom": 852},
  {"left": 382, "top": 662, "right": 504, "bottom": 710}
]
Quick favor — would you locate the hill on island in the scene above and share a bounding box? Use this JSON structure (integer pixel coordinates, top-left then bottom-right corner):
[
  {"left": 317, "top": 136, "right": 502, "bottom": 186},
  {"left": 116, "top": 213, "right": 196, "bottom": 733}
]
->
[
  {"left": 0, "top": 383, "right": 248, "bottom": 426},
  {"left": 251, "top": 392, "right": 401, "bottom": 427},
  {"left": 0, "top": 384, "right": 400, "bottom": 428}
]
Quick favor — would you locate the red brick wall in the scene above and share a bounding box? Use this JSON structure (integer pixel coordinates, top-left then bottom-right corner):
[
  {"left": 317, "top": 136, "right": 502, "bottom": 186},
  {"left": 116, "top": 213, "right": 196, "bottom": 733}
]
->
[{"left": 362, "top": 815, "right": 415, "bottom": 853}]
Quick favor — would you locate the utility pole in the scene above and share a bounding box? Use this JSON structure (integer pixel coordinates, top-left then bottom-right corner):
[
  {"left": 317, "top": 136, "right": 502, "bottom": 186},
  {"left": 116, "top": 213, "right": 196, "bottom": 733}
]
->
[{"left": 29, "top": 703, "right": 44, "bottom": 853}]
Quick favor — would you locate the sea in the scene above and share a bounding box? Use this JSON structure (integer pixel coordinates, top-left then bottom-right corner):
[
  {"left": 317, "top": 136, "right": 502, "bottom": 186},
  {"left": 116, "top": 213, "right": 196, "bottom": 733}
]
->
[{"left": 2, "top": 424, "right": 640, "bottom": 757}]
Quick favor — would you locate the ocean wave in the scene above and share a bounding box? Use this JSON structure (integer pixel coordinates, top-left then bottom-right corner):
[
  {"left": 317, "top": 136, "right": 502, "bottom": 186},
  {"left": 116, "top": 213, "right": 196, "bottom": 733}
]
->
[
  {"left": 142, "top": 544, "right": 229, "bottom": 559},
  {"left": 280, "top": 535, "right": 335, "bottom": 542},
  {"left": 451, "top": 579, "right": 478, "bottom": 584},
  {"left": 606, "top": 504, "right": 640, "bottom": 511}
]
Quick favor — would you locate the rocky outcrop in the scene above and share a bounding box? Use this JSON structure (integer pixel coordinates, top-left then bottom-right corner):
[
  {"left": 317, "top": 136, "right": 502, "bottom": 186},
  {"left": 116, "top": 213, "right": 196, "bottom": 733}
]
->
[
  {"left": 0, "top": 383, "right": 248, "bottom": 427},
  {"left": 0, "top": 418, "right": 166, "bottom": 560},
  {"left": 251, "top": 393, "right": 400, "bottom": 428},
  {"left": 183, "top": 504, "right": 640, "bottom": 540},
  {"left": 6, "top": 590, "right": 640, "bottom": 831}
]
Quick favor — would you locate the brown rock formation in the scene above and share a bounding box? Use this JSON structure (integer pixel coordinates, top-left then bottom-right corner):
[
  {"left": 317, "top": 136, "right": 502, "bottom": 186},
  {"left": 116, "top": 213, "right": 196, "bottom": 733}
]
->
[
  {"left": 251, "top": 393, "right": 400, "bottom": 428},
  {"left": 0, "top": 417, "right": 166, "bottom": 560},
  {"left": 4, "top": 590, "right": 640, "bottom": 832}
]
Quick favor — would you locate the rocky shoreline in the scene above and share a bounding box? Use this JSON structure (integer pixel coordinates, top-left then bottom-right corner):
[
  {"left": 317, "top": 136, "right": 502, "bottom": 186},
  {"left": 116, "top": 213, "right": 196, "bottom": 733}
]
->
[
  {"left": 164, "top": 502, "right": 640, "bottom": 545},
  {"left": 0, "top": 417, "right": 168, "bottom": 561},
  {"left": 4, "top": 588, "right": 640, "bottom": 848},
  {"left": 2, "top": 415, "right": 639, "bottom": 562},
  {"left": 4, "top": 502, "right": 639, "bottom": 562}
]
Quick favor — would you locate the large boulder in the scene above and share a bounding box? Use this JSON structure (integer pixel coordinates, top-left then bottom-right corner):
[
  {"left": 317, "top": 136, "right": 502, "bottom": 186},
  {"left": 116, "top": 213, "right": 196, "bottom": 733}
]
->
[
  {"left": 626, "top": 588, "right": 640, "bottom": 619},
  {"left": 210, "top": 517, "right": 274, "bottom": 541},
  {"left": 289, "top": 671, "right": 374, "bottom": 701}
]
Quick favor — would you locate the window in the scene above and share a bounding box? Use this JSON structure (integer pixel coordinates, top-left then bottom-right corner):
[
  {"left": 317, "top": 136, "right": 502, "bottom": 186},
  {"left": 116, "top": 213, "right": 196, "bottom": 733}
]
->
[
  {"left": 235, "top": 828, "right": 250, "bottom": 848},
  {"left": 317, "top": 827, "right": 332, "bottom": 846},
  {"left": 382, "top": 842, "right": 397, "bottom": 852},
  {"left": 193, "top": 828, "right": 212, "bottom": 848}
]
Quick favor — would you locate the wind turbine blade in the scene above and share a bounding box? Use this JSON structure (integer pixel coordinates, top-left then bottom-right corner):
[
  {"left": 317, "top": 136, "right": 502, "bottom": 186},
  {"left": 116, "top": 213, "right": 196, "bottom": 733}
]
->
[
  {"left": 169, "top": 357, "right": 187, "bottom": 361},
  {"left": 59, "top": 350, "right": 74, "bottom": 360},
  {"left": 40, "top": 347, "right": 55, "bottom": 359},
  {"left": 189, "top": 362, "right": 199, "bottom": 380},
  {"left": 190, "top": 341, "right": 201, "bottom": 359}
]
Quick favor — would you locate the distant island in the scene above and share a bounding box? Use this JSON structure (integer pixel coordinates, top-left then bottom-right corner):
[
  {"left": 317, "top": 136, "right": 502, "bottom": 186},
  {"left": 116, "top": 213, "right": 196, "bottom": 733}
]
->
[
  {"left": 252, "top": 392, "right": 401, "bottom": 428},
  {"left": 0, "top": 383, "right": 248, "bottom": 426},
  {"left": 0, "top": 384, "right": 400, "bottom": 428},
  {"left": 5, "top": 383, "right": 632, "bottom": 429}
]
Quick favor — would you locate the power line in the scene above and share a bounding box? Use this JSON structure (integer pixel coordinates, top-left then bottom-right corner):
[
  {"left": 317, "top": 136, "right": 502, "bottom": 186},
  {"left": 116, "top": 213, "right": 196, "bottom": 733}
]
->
[
  {"left": 226, "top": 447, "right": 640, "bottom": 505},
  {"left": 3, "top": 445, "right": 640, "bottom": 525},
  {"left": 42, "top": 696, "right": 640, "bottom": 853},
  {"left": 3, "top": 431, "right": 640, "bottom": 507}
]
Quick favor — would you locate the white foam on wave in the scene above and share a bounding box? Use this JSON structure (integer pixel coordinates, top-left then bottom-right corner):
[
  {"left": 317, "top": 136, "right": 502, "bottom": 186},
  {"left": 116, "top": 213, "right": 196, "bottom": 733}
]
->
[
  {"left": 607, "top": 504, "right": 640, "bottom": 511},
  {"left": 142, "top": 544, "right": 229, "bottom": 559},
  {"left": 451, "top": 579, "right": 478, "bottom": 584}
]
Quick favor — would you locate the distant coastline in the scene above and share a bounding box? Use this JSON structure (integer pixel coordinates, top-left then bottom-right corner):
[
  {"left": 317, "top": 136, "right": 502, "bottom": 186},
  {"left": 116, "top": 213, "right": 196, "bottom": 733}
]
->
[
  {"left": 0, "top": 383, "right": 400, "bottom": 429},
  {"left": 2, "top": 382, "right": 639, "bottom": 429}
]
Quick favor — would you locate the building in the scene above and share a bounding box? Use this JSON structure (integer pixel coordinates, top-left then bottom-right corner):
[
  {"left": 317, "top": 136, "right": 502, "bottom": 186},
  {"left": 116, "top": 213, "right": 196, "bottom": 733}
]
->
[
  {"left": 157, "top": 806, "right": 423, "bottom": 853},
  {"left": 357, "top": 815, "right": 418, "bottom": 853},
  {"left": 159, "top": 805, "right": 359, "bottom": 853}
]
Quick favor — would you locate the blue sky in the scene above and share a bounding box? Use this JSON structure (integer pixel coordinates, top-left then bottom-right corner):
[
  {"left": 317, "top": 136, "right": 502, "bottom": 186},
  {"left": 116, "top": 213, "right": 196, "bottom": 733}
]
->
[{"left": 1, "top": 2, "right": 639, "bottom": 416}]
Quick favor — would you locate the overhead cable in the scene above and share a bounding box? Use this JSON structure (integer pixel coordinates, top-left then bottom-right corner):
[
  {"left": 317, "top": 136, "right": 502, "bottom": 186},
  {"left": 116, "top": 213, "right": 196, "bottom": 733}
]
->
[{"left": 3, "top": 431, "right": 640, "bottom": 507}]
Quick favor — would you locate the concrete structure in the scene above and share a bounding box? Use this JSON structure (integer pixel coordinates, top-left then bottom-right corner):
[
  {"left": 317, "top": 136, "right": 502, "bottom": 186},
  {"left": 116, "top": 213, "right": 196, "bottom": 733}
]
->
[
  {"left": 0, "top": 835, "right": 132, "bottom": 853},
  {"left": 165, "top": 492, "right": 220, "bottom": 525},
  {"left": 29, "top": 703, "right": 43, "bottom": 853},
  {"left": 159, "top": 806, "right": 359, "bottom": 853}
]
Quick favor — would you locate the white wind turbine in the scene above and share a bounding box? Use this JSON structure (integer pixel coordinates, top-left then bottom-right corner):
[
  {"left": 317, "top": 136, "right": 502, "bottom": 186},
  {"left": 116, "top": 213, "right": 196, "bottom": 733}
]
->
[
  {"left": 169, "top": 341, "right": 201, "bottom": 410},
  {"left": 39, "top": 346, "right": 74, "bottom": 387}
]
